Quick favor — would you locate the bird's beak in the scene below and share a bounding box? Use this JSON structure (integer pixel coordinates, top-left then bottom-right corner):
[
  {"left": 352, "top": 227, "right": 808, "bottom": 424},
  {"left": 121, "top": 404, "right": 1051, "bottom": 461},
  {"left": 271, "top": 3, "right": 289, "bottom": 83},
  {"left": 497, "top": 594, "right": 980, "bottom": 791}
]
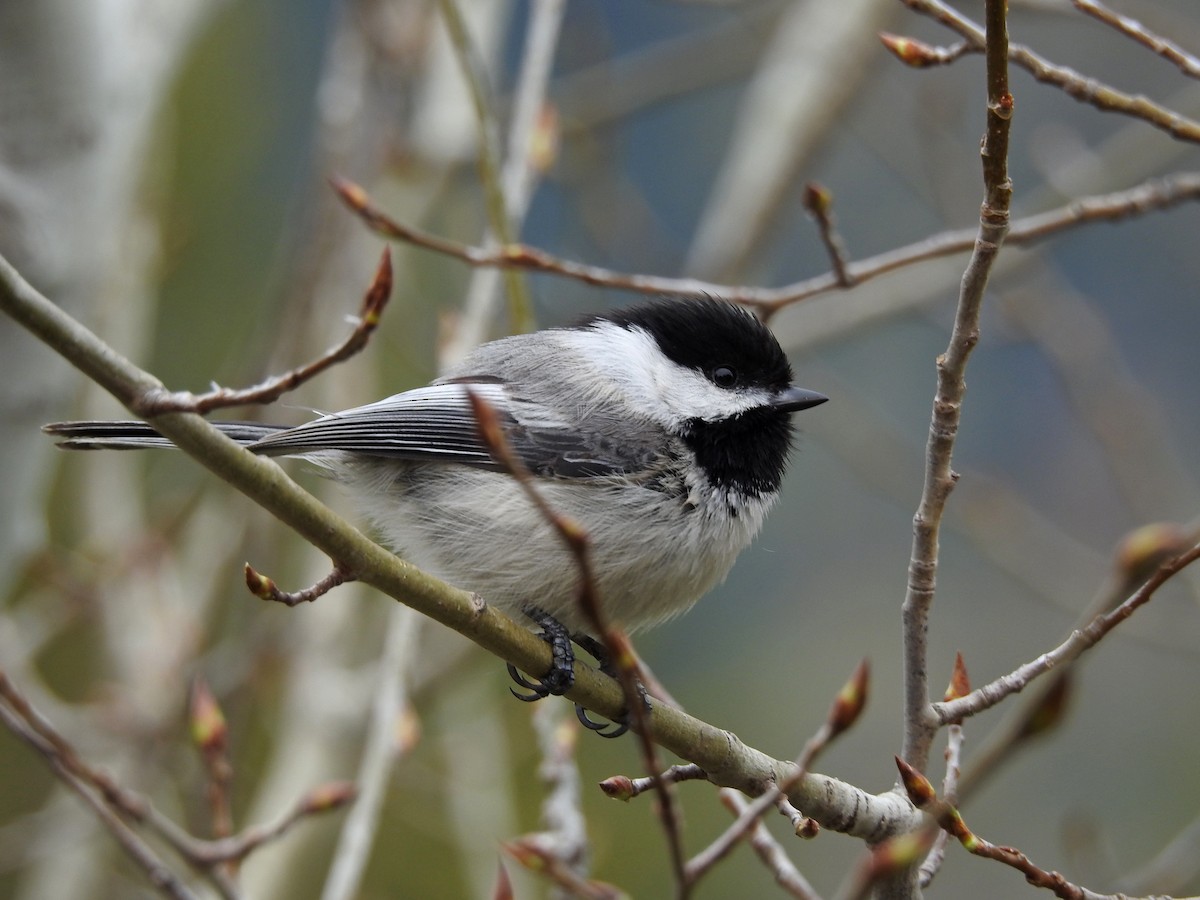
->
[{"left": 772, "top": 386, "right": 828, "bottom": 413}]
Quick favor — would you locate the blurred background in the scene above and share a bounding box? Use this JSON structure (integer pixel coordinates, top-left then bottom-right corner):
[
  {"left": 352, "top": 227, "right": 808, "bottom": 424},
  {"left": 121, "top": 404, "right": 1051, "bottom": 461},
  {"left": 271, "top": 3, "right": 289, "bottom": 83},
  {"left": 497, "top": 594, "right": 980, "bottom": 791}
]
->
[{"left": 2, "top": 0, "right": 1199, "bottom": 897}]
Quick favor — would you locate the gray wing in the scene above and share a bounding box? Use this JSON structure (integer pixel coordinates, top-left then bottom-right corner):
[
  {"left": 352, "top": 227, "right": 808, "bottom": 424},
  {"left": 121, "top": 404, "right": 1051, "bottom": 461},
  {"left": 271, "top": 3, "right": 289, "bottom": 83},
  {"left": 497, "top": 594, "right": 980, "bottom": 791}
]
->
[{"left": 248, "top": 381, "right": 666, "bottom": 479}]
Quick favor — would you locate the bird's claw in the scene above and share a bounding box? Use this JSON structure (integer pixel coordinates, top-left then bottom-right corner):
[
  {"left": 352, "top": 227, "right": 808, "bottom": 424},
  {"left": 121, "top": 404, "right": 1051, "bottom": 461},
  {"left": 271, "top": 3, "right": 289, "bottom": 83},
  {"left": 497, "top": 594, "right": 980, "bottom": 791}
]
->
[{"left": 575, "top": 703, "right": 631, "bottom": 738}]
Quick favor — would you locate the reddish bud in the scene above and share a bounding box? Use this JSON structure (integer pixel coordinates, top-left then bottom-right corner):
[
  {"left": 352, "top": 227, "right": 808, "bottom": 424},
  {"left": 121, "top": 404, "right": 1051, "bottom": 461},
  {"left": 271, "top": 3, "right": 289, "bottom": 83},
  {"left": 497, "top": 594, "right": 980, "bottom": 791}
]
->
[
  {"left": 895, "top": 756, "right": 936, "bottom": 809},
  {"left": 394, "top": 706, "right": 422, "bottom": 754},
  {"left": 828, "top": 658, "right": 870, "bottom": 737},
  {"left": 879, "top": 32, "right": 941, "bottom": 68},
  {"left": 361, "top": 249, "right": 393, "bottom": 327},
  {"left": 529, "top": 103, "right": 560, "bottom": 174},
  {"left": 244, "top": 563, "right": 276, "bottom": 601},
  {"left": 330, "top": 175, "right": 368, "bottom": 210},
  {"left": 599, "top": 775, "right": 635, "bottom": 801},
  {"left": 943, "top": 652, "right": 971, "bottom": 704},
  {"left": 796, "top": 817, "right": 820, "bottom": 839},
  {"left": 802, "top": 182, "right": 833, "bottom": 216}
]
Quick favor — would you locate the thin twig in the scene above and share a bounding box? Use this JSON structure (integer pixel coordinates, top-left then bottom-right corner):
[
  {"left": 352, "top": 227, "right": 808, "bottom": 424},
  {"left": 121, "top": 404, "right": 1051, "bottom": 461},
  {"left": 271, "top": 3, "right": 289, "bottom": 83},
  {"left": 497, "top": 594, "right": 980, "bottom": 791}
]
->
[
  {"left": 900, "top": 0, "right": 1013, "bottom": 774},
  {"left": 528, "top": 702, "right": 590, "bottom": 885},
  {"left": 332, "top": 171, "right": 1200, "bottom": 315},
  {"left": 936, "top": 538, "right": 1200, "bottom": 726},
  {"left": 717, "top": 790, "right": 820, "bottom": 900},
  {"left": 141, "top": 249, "right": 392, "bottom": 416},
  {"left": 897, "top": 759, "right": 1154, "bottom": 900},
  {"left": 879, "top": 32, "right": 974, "bottom": 68},
  {"left": 919, "top": 652, "right": 970, "bottom": 889},
  {"left": 0, "top": 668, "right": 357, "bottom": 895},
  {"left": 802, "top": 182, "right": 852, "bottom": 287},
  {"left": 1073, "top": 0, "right": 1200, "bottom": 80},
  {"left": 244, "top": 562, "right": 355, "bottom": 607},
  {"left": 683, "top": 660, "right": 869, "bottom": 887},
  {"left": 0, "top": 696, "right": 199, "bottom": 900}
]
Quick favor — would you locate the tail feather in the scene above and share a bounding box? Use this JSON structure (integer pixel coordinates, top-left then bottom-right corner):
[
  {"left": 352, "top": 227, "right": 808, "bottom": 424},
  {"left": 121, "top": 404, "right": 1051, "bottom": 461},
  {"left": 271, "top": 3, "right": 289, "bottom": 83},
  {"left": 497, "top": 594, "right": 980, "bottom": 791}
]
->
[{"left": 43, "top": 420, "right": 289, "bottom": 451}]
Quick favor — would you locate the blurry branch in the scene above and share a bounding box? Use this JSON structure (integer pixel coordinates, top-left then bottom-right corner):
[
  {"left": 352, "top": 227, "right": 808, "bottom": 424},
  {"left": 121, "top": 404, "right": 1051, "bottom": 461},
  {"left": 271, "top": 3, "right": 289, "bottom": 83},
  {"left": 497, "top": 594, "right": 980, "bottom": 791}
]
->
[
  {"left": 527, "top": 704, "right": 589, "bottom": 889},
  {"left": 443, "top": 0, "right": 564, "bottom": 365},
  {"left": 901, "top": 0, "right": 1013, "bottom": 774},
  {"left": 0, "top": 673, "right": 198, "bottom": 900},
  {"left": 465, "top": 389, "right": 688, "bottom": 892},
  {"left": 501, "top": 837, "right": 625, "bottom": 900},
  {"left": 436, "top": 0, "right": 535, "bottom": 334},
  {"left": 1118, "top": 809, "right": 1200, "bottom": 894},
  {"left": 332, "top": 171, "right": 1200, "bottom": 316},
  {"left": 899, "top": 0, "right": 1200, "bottom": 143},
  {"left": 0, "top": 249, "right": 916, "bottom": 844},
  {"left": 0, "top": 669, "right": 357, "bottom": 900},
  {"left": 320, "top": 607, "right": 421, "bottom": 900},
  {"left": 1073, "top": 0, "right": 1200, "bottom": 80}
]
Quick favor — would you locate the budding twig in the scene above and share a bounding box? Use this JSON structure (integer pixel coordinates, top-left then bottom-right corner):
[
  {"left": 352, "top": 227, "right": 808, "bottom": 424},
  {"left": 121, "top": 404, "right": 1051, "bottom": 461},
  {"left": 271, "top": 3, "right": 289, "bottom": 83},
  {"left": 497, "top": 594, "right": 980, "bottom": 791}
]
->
[
  {"left": 244, "top": 562, "right": 355, "bottom": 606},
  {"left": 136, "top": 249, "right": 393, "bottom": 417}
]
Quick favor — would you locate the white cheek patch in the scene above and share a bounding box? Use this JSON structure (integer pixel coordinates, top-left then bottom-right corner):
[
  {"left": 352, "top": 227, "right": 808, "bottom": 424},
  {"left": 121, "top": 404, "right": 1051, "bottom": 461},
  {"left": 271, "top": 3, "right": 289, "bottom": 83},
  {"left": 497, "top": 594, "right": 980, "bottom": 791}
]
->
[{"left": 560, "top": 323, "right": 770, "bottom": 424}]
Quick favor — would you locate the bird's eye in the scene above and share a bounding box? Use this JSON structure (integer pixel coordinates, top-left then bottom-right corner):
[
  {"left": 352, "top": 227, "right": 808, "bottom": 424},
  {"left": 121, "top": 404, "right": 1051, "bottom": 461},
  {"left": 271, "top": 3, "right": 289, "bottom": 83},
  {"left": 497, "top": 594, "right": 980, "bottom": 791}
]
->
[{"left": 711, "top": 366, "right": 738, "bottom": 388}]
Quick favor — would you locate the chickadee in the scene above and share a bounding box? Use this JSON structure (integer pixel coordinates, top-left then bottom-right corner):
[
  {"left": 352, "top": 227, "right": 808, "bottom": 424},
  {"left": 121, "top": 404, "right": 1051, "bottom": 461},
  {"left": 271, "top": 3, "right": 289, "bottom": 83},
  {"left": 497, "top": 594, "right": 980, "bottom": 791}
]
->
[{"left": 47, "top": 297, "right": 826, "bottom": 723}]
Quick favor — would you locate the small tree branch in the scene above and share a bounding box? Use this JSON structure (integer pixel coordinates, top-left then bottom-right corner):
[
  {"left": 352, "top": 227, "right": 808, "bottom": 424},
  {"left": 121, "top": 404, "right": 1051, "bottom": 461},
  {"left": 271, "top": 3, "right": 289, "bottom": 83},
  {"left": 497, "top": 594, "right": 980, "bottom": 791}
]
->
[
  {"left": 331, "top": 171, "right": 1200, "bottom": 316},
  {"left": 1073, "top": 0, "right": 1200, "bottom": 81},
  {"left": 936, "top": 538, "right": 1200, "bottom": 726},
  {"left": 901, "top": 0, "right": 1013, "bottom": 773}
]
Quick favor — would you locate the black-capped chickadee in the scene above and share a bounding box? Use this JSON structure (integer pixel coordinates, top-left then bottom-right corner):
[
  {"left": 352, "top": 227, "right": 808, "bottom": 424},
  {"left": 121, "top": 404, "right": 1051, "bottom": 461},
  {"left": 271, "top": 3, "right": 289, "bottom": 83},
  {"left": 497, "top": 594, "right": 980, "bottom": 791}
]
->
[{"left": 47, "top": 297, "right": 826, "bottom": 720}]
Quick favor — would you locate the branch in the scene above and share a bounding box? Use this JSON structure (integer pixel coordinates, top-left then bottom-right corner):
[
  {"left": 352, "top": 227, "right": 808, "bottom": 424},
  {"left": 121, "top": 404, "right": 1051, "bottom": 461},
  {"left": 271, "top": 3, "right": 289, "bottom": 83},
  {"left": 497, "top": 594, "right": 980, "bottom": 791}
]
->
[
  {"left": 1073, "top": 0, "right": 1200, "bottom": 81},
  {"left": 332, "top": 171, "right": 1200, "bottom": 316},
  {"left": 901, "top": 0, "right": 1013, "bottom": 773},
  {"left": 0, "top": 250, "right": 916, "bottom": 843},
  {"left": 142, "top": 248, "right": 392, "bottom": 415},
  {"left": 935, "top": 538, "right": 1200, "bottom": 726}
]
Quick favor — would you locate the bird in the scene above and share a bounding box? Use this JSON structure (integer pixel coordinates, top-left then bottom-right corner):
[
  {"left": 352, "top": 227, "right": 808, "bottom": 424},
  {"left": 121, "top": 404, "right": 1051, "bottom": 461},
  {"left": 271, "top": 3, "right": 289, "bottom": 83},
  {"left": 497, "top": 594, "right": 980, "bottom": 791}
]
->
[{"left": 46, "top": 296, "right": 826, "bottom": 731}]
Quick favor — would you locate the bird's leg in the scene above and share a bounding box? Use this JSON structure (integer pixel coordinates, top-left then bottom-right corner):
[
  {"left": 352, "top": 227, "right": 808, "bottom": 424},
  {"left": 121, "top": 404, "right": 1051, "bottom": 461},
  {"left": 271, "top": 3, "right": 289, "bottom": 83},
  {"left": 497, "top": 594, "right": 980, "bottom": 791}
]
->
[{"left": 507, "top": 606, "right": 576, "bottom": 701}]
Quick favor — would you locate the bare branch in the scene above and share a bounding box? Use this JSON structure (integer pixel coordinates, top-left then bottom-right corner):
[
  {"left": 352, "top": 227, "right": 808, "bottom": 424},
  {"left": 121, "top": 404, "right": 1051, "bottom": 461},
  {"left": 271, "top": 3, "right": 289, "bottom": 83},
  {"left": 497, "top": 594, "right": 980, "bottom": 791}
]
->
[
  {"left": 143, "top": 249, "right": 393, "bottom": 416},
  {"left": 332, "top": 170, "right": 1200, "bottom": 316},
  {"left": 244, "top": 562, "right": 355, "bottom": 607},
  {"left": 1073, "top": 0, "right": 1200, "bottom": 80},
  {"left": 683, "top": 660, "right": 869, "bottom": 888},
  {"left": 901, "top": 0, "right": 1013, "bottom": 773},
  {"left": 937, "top": 538, "right": 1200, "bottom": 726}
]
